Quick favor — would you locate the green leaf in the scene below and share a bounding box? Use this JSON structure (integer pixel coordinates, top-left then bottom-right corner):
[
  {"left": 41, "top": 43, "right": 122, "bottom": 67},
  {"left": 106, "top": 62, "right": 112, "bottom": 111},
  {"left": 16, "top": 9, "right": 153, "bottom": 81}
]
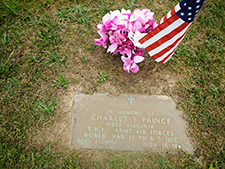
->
[{"left": 209, "top": 163, "right": 214, "bottom": 169}]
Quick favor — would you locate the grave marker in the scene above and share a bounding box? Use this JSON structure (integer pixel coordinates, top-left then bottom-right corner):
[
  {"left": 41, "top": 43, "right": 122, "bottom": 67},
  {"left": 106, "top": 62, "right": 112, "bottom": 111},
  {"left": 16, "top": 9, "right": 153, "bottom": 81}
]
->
[{"left": 71, "top": 93, "right": 193, "bottom": 153}]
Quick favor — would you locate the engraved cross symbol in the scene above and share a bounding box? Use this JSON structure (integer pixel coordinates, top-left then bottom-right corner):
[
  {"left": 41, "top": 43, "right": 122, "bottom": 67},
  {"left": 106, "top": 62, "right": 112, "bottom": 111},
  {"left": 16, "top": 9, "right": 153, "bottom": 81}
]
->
[{"left": 128, "top": 96, "right": 135, "bottom": 105}]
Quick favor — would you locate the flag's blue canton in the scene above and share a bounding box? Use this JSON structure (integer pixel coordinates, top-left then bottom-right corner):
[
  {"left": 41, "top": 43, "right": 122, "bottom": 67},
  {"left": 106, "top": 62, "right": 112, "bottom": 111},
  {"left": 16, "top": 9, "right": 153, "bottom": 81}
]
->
[{"left": 177, "top": 0, "right": 205, "bottom": 23}]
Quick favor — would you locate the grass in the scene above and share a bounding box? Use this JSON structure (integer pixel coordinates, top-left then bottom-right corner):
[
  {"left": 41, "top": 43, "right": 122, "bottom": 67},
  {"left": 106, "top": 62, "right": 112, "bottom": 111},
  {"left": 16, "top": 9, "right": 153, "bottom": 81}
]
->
[
  {"left": 98, "top": 71, "right": 107, "bottom": 83},
  {"left": 0, "top": 0, "right": 224, "bottom": 168},
  {"left": 51, "top": 74, "right": 71, "bottom": 88}
]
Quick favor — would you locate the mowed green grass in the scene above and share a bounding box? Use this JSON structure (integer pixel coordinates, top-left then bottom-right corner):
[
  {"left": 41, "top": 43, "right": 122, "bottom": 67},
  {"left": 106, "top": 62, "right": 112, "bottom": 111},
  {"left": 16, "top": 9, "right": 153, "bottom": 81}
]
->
[{"left": 0, "top": 0, "right": 224, "bottom": 168}]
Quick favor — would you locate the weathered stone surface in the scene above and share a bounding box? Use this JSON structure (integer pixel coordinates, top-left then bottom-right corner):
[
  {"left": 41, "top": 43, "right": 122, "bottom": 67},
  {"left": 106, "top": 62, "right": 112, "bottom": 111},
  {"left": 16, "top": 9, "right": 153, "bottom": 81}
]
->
[{"left": 71, "top": 93, "right": 193, "bottom": 153}]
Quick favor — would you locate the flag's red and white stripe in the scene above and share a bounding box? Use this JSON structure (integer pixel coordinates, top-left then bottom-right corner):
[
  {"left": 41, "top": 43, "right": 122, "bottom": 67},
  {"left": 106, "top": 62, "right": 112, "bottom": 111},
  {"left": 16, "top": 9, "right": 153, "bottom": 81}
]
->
[
  {"left": 158, "top": 4, "right": 181, "bottom": 24},
  {"left": 139, "top": 4, "right": 192, "bottom": 63}
]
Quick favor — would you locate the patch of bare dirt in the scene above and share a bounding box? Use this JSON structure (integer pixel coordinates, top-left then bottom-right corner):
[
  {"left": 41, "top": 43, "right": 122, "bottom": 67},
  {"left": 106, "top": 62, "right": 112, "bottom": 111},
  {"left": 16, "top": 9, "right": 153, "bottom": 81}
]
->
[{"left": 29, "top": 52, "right": 184, "bottom": 153}]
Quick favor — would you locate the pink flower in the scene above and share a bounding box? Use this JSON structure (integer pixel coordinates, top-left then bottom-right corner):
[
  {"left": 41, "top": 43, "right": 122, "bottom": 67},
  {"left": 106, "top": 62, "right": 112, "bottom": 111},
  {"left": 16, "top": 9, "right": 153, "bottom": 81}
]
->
[
  {"left": 94, "top": 8, "right": 157, "bottom": 73},
  {"left": 94, "top": 34, "right": 108, "bottom": 48},
  {"left": 116, "top": 45, "right": 132, "bottom": 57},
  {"left": 107, "top": 43, "right": 118, "bottom": 53},
  {"left": 107, "top": 30, "right": 126, "bottom": 53},
  {"left": 121, "top": 55, "right": 144, "bottom": 73},
  {"left": 109, "top": 30, "right": 125, "bottom": 44}
]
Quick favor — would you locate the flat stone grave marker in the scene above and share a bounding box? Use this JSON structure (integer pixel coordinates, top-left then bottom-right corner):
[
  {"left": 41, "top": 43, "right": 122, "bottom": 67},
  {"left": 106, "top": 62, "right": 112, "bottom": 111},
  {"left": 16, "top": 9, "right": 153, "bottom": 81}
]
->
[{"left": 71, "top": 93, "right": 193, "bottom": 153}]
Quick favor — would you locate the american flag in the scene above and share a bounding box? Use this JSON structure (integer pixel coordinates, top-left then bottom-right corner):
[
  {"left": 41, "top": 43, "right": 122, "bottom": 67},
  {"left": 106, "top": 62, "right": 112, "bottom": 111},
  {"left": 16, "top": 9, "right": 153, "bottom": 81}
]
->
[{"left": 138, "top": 0, "right": 205, "bottom": 63}]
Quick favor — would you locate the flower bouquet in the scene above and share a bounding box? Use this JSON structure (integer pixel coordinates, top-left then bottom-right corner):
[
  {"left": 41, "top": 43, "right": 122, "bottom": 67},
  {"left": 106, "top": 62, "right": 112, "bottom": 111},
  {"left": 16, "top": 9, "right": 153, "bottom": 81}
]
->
[{"left": 95, "top": 9, "right": 157, "bottom": 73}]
